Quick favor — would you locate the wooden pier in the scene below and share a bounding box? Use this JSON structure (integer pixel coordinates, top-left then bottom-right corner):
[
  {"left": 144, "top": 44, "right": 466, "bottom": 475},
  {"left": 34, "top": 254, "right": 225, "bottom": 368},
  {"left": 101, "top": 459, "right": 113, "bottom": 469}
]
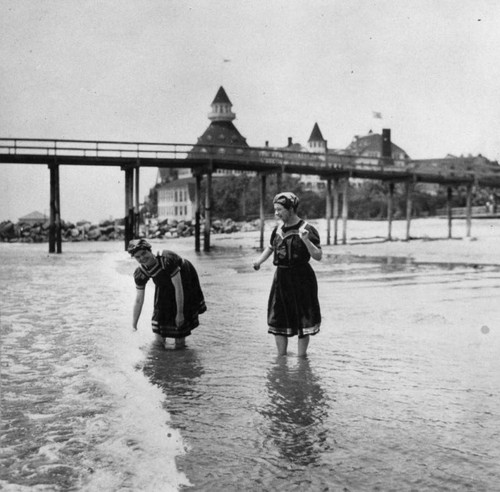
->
[{"left": 2, "top": 134, "right": 500, "bottom": 253}]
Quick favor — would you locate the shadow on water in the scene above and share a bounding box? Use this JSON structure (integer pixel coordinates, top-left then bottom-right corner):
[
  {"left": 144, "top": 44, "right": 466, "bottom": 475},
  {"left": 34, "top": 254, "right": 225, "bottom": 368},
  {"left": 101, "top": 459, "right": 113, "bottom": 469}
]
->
[
  {"left": 141, "top": 343, "right": 205, "bottom": 422},
  {"left": 259, "top": 357, "right": 331, "bottom": 468}
]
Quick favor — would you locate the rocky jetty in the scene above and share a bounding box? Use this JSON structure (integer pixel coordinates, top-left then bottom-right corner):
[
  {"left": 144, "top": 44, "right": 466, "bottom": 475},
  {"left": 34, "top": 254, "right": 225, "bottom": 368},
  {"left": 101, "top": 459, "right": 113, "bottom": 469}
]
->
[{"left": 0, "top": 217, "right": 260, "bottom": 243}]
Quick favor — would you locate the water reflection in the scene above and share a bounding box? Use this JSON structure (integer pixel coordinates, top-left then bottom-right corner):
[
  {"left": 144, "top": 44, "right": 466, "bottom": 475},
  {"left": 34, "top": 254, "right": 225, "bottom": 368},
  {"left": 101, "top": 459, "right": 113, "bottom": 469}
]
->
[
  {"left": 141, "top": 344, "right": 205, "bottom": 419},
  {"left": 261, "top": 357, "right": 330, "bottom": 467}
]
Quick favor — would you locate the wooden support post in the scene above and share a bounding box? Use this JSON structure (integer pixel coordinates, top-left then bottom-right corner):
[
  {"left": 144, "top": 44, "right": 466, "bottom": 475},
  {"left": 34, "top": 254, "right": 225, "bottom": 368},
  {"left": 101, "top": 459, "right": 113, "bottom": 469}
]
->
[
  {"left": 446, "top": 186, "right": 453, "bottom": 239},
  {"left": 124, "top": 167, "right": 134, "bottom": 250},
  {"left": 134, "top": 165, "right": 140, "bottom": 237},
  {"left": 55, "top": 164, "right": 61, "bottom": 253},
  {"left": 405, "top": 180, "right": 413, "bottom": 240},
  {"left": 325, "top": 178, "right": 332, "bottom": 245},
  {"left": 276, "top": 172, "right": 282, "bottom": 193},
  {"left": 195, "top": 174, "right": 202, "bottom": 252},
  {"left": 381, "top": 128, "right": 394, "bottom": 242},
  {"left": 333, "top": 178, "right": 339, "bottom": 245},
  {"left": 465, "top": 183, "right": 472, "bottom": 238},
  {"left": 259, "top": 173, "right": 267, "bottom": 251},
  {"left": 49, "top": 164, "right": 56, "bottom": 253},
  {"left": 387, "top": 182, "right": 394, "bottom": 241},
  {"left": 204, "top": 171, "right": 212, "bottom": 252},
  {"left": 48, "top": 162, "right": 62, "bottom": 254},
  {"left": 342, "top": 178, "right": 349, "bottom": 245}
]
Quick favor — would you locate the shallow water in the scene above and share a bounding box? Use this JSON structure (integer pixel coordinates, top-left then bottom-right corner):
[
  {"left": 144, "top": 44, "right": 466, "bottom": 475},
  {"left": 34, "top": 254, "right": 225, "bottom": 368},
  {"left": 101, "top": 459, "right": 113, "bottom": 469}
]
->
[{"left": 1, "top": 240, "right": 500, "bottom": 491}]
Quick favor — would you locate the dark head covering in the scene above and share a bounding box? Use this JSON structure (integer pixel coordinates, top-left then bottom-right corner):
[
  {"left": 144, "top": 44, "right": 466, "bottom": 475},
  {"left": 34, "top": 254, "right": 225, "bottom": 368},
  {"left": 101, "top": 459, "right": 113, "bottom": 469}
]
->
[
  {"left": 273, "top": 192, "right": 299, "bottom": 211},
  {"left": 128, "top": 238, "right": 152, "bottom": 256}
]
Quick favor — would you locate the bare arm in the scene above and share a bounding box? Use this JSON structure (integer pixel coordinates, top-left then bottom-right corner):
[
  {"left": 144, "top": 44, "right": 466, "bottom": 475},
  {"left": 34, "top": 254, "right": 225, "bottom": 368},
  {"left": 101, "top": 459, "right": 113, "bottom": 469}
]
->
[
  {"left": 132, "top": 288, "right": 145, "bottom": 330},
  {"left": 253, "top": 246, "right": 273, "bottom": 270},
  {"left": 171, "top": 271, "right": 185, "bottom": 327},
  {"left": 299, "top": 227, "right": 322, "bottom": 261}
]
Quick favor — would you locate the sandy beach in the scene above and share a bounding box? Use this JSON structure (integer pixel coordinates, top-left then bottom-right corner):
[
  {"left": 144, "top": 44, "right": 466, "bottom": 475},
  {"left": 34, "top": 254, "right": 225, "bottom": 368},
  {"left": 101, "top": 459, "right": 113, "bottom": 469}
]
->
[{"left": 208, "top": 216, "right": 500, "bottom": 266}]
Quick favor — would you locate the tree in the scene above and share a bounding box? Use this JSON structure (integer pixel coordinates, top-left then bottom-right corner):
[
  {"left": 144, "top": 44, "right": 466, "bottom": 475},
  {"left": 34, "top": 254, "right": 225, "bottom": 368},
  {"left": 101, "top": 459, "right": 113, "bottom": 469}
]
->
[
  {"left": 140, "top": 184, "right": 159, "bottom": 220},
  {"left": 201, "top": 173, "right": 303, "bottom": 220}
]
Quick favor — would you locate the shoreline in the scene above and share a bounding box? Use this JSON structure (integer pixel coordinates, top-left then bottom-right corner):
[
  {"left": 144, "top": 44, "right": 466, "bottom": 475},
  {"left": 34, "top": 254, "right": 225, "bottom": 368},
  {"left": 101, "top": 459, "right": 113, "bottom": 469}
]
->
[
  {"left": 2, "top": 216, "right": 499, "bottom": 266},
  {"left": 204, "top": 217, "right": 500, "bottom": 266}
]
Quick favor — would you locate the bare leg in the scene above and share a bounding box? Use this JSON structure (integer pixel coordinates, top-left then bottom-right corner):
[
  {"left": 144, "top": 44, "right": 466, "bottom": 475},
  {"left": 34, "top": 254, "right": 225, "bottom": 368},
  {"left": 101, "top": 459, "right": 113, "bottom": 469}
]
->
[
  {"left": 297, "top": 336, "right": 310, "bottom": 357},
  {"left": 275, "top": 335, "right": 288, "bottom": 356},
  {"left": 154, "top": 334, "right": 165, "bottom": 346},
  {"left": 175, "top": 337, "right": 186, "bottom": 349}
]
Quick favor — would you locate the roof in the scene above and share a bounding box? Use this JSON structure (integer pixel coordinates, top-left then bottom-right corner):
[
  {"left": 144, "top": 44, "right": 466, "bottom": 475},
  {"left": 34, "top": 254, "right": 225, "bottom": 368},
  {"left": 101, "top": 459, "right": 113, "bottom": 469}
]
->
[
  {"left": 308, "top": 123, "right": 325, "bottom": 143},
  {"left": 286, "top": 142, "right": 308, "bottom": 152},
  {"left": 157, "top": 168, "right": 178, "bottom": 184},
  {"left": 212, "top": 86, "right": 232, "bottom": 105},
  {"left": 159, "top": 177, "right": 195, "bottom": 189},
  {"left": 195, "top": 120, "right": 248, "bottom": 148},
  {"left": 345, "top": 131, "right": 408, "bottom": 157},
  {"left": 19, "top": 211, "right": 48, "bottom": 221}
]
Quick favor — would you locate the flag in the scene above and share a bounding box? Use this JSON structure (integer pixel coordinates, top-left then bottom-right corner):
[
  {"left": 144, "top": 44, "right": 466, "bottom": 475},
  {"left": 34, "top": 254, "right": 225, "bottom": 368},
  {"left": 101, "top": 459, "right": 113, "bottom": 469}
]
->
[{"left": 373, "top": 111, "right": 382, "bottom": 119}]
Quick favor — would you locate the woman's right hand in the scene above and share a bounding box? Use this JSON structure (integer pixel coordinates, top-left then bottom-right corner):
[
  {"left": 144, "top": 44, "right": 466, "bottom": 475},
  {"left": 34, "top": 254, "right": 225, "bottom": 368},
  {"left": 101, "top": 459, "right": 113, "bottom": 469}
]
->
[{"left": 253, "top": 262, "right": 260, "bottom": 271}]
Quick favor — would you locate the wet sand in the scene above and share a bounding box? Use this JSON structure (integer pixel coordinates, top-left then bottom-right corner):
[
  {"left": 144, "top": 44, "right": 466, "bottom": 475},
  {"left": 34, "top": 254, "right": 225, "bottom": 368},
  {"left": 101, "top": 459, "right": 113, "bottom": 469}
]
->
[{"left": 209, "top": 216, "right": 500, "bottom": 265}]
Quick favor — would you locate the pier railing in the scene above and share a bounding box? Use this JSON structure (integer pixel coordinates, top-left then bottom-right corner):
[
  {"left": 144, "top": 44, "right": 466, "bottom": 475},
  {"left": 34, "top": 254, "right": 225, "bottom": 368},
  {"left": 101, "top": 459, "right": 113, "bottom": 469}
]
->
[
  {"left": 2, "top": 138, "right": 500, "bottom": 186},
  {"left": 0, "top": 137, "right": 402, "bottom": 173},
  {"left": 0, "top": 138, "right": 194, "bottom": 160}
]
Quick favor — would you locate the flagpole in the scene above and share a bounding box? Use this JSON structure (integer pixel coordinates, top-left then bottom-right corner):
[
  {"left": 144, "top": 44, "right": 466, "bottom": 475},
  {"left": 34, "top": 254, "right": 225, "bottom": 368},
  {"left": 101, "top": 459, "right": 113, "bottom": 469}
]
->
[
  {"left": 221, "top": 58, "right": 231, "bottom": 85},
  {"left": 372, "top": 111, "right": 383, "bottom": 133}
]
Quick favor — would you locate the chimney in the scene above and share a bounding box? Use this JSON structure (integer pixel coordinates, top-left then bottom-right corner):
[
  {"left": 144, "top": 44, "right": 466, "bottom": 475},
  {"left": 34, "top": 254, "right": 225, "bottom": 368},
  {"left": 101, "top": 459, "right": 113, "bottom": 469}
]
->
[
  {"left": 382, "top": 129, "right": 391, "bottom": 159},
  {"left": 265, "top": 141, "right": 269, "bottom": 147},
  {"left": 288, "top": 137, "right": 293, "bottom": 147}
]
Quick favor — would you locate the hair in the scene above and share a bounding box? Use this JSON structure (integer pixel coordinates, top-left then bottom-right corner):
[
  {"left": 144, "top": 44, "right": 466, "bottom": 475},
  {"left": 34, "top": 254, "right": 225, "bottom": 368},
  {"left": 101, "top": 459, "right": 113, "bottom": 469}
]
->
[
  {"left": 273, "top": 192, "right": 299, "bottom": 211},
  {"left": 127, "top": 238, "right": 152, "bottom": 256}
]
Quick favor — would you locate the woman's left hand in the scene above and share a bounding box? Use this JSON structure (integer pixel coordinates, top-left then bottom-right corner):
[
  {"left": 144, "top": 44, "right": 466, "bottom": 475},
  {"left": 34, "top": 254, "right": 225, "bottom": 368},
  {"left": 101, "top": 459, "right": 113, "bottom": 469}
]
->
[{"left": 299, "top": 225, "right": 309, "bottom": 241}]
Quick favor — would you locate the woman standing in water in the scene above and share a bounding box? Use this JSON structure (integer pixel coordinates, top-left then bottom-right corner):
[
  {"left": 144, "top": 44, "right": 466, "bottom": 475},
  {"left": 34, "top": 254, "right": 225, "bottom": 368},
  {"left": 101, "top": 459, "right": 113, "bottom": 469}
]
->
[
  {"left": 129, "top": 239, "right": 207, "bottom": 349},
  {"left": 253, "top": 192, "right": 322, "bottom": 356}
]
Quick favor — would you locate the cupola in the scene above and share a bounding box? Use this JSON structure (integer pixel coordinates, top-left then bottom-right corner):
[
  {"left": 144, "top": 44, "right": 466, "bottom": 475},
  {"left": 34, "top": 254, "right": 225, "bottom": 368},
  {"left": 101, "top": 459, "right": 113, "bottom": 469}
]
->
[{"left": 208, "top": 86, "right": 236, "bottom": 122}]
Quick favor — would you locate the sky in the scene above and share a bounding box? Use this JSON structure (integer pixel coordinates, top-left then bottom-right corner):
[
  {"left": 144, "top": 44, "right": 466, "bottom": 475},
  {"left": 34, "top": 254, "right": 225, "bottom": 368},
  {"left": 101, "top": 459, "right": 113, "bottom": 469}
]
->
[{"left": 1, "top": 0, "right": 500, "bottom": 223}]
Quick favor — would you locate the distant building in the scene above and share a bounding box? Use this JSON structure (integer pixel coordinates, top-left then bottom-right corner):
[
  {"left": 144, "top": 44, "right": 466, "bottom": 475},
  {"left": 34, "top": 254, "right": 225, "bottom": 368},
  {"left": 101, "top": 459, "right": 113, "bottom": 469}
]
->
[
  {"left": 156, "top": 177, "right": 196, "bottom": 222},
  {"left": 292, "top": 126, "right": 411, "bottom": 192},
  {"left": 157, "top": 86, "right": 252, "bottom": 221},
  {"left": 345, "top": 130, "right": 409, "bottom": 166},
  {"left": 154, "top": 88, "right": 423, "bottom": 219},
  {"left": 302, "top": 123, "right": 334, "bottom": 192},
  {"left": 18, "top": 211, "right": 48, "bottom": 225},
  {"left": 412, "top": 153, "right": 500, "bottom": 195}
]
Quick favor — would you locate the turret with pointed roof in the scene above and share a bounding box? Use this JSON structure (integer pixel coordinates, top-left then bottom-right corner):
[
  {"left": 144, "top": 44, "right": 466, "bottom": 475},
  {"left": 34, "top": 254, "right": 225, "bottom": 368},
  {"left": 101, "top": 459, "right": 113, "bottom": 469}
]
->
[
  {"left": 195, "top": 86, "right": 247, "bottom": 148},
  {"left": 308, "top": 122, "right": 327, "bottom": 151},
  {"left": 183, "top": 87, "right": 250, "bottom": 179}
]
